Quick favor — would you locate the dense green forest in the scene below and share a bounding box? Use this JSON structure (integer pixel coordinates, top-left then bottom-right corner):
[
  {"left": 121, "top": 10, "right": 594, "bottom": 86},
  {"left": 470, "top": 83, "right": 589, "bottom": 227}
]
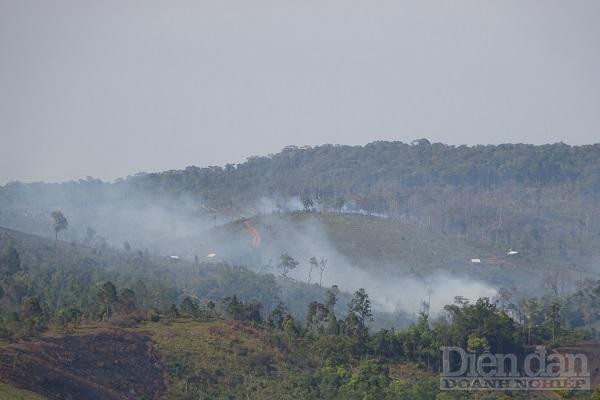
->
[{"left": 125, "top": 141, "right": 600, "bottom": 198}]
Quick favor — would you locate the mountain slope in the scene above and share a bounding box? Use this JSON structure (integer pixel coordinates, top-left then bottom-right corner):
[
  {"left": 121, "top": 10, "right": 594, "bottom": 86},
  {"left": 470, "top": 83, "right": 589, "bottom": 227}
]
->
[
  {"left": 206, "top": 211, "right": 590, "bottom": 295},
  {"left": 0, "top": 318, "right": 439, "bottom": 400},
  {"left": 2, "top": 142, "right": 598, "bottom": 273}
]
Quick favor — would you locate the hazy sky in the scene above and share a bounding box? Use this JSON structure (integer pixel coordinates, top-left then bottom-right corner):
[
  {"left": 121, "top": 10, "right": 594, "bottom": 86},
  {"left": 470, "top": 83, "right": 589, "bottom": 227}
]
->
[{"left": 1, "top": 1, "right": 599, "bottom": 184}]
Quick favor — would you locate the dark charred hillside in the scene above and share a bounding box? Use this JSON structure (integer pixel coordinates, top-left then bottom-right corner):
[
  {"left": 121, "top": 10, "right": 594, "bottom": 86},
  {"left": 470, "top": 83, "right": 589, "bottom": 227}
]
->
[{"left": 0, "top": 331, "right": 165, "bottom": 400}]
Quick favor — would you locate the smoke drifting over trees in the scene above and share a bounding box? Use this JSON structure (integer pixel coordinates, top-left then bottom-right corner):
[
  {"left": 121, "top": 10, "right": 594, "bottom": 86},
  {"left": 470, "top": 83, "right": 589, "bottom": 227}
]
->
[{"left": 3, "top": 142, "right": 599, "bottom": 326}]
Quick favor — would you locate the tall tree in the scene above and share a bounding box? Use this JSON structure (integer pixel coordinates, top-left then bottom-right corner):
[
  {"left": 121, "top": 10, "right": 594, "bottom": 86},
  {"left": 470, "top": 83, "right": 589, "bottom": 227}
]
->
[
  {"left": 325, "top": 286, "right": 340, "bottom": 334},
  {"left": 98, "top": 281, "right": 118, "bottom": 320},
  {"left": 308, "top": 257, "right": 318, "bottom": 283},
  {"left": 277, "top": 253, "right": 299, "bottom": 279},
  {"left": 180, "top": 296, "right": 200, "bottom": 317},
  {"left": 348, "top": 288, "right": 373, "bottom": 325},
  {"left": 318, "top": 258, "right": 328, "bottom": 287},
  {"left": 51, "top": 210, "right": 68, "bottom": 240},
  {"left": 0, "top": 244, "right": 21, "bottom": 281},
  {"left": 345, "top": 288, "right": 373, "bottom": 338}
]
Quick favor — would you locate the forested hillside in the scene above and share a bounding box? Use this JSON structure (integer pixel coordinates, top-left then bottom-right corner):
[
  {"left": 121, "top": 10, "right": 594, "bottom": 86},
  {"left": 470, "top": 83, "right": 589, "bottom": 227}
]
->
[
  {"left": 125, "top": 142, "right": 600, "bottom": 261},
  {"left": 2, "top": 142, "right": 599, "bottom": 289},
  {"left": 2, "top": 142, "right": 600, "bottom": 398},
  {"left": 3, "top": 142, "right": 599, "bottom": 259},
  {"left": 0, "top": 226, "right": 324, "bottom": 332},
  {"left": 128, "top": 141, "right": 600, "bottom": 199},
  {"left": 1, "top": 142, "right": 600, "bottom": 311},
  {"left": 2, "top": 224, "right": 600, "bottom": 399}
]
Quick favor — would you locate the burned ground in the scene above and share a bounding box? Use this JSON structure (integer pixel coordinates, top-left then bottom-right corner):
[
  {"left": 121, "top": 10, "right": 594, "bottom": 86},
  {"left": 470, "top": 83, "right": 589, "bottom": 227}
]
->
[{"left": 0, "top": 330, "right": 165, "bottom": 400}]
